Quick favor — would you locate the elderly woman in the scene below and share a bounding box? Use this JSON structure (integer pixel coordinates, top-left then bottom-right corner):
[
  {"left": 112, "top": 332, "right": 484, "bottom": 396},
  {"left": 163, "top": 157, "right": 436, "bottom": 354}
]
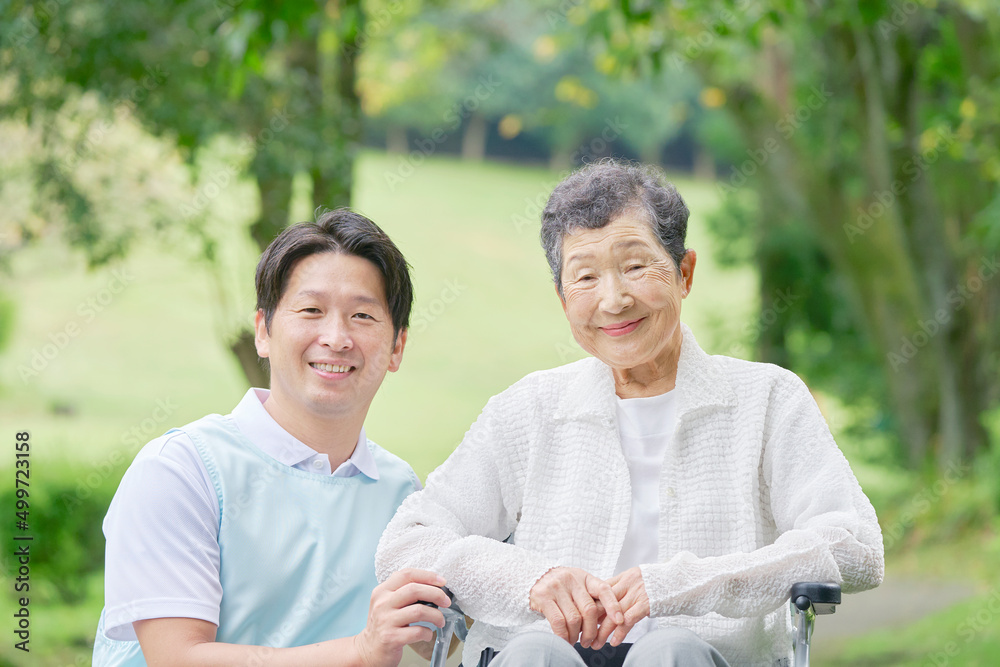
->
[{"left": 375, "top": 160, "right": 883, "bottom": 667}]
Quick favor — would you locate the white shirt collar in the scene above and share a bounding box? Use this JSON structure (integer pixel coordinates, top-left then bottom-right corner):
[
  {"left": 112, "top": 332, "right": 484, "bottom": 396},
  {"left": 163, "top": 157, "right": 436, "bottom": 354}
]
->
[{"left": 231, "top": 388, "right": 380, "bottom": 480}]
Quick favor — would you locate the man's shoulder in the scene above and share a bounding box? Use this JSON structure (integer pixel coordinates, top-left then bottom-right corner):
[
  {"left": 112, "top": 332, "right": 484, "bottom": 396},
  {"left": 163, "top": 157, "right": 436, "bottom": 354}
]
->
[
  {"left": 132, "top": 423, "right": 206, "bottom": 466},
  {"left": 366, "top": 440, "right": 421, "bottom": 490}
]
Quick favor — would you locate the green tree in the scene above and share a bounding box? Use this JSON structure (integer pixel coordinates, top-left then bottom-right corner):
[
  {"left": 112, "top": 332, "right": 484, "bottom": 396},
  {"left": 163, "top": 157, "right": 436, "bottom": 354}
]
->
[
  {"left": 2, "top": 0, "right": 370, "bottom": 386},
  {"left": 584, "top": 0, "right": 1000, "bottom": 469}
]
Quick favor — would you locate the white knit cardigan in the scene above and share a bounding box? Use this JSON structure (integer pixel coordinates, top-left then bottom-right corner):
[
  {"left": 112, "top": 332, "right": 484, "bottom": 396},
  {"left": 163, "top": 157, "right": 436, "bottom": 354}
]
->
[{"left": 375, "top": 324, "right": 884, "bottom": 666}]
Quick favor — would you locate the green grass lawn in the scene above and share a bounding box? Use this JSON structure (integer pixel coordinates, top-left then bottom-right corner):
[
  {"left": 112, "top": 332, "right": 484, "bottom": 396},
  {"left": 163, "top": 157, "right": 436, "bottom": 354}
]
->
[{"left": 816, "top": 590, "right": 1000, "bottom": 666}]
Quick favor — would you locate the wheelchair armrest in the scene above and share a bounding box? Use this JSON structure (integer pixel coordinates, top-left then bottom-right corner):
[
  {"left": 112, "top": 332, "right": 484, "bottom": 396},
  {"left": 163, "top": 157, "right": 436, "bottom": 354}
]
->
[
  {"left": 414, "top": 587, "right": 469, "bottom": 667},
  {"left": 791, "top": 582, "right": 841, "bottom": 615}
]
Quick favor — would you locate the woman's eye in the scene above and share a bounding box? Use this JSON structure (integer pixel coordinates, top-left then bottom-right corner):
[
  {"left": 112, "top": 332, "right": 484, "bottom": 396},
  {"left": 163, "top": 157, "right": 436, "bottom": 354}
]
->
[{"left": 626, "top": 264, "right": 644, "bottom": 272}]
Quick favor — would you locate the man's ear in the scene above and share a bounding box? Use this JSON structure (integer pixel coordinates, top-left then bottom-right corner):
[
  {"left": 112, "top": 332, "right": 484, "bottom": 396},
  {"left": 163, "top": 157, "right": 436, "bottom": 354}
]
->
[
  {"left": 387, "top": 328, "right": 408, "bottom": 373},
  {"left": 254, "top": 309, "right": 270, "bottom": 359}
]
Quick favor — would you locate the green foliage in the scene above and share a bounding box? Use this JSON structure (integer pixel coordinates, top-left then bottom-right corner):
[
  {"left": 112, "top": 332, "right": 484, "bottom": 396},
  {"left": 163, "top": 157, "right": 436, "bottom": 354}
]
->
[
  {"left": 0, "top": 291, "right": 14, "bottom": 357},
  {"left": 1, "top": 463, "right": 119, "bottom": 604},
  {"left": 362, "top": 0, "right": 702, "bottom": 162}
]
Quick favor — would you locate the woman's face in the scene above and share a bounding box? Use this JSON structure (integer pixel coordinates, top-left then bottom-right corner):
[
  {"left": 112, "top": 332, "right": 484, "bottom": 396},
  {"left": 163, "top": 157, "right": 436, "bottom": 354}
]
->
[{"left": 558, "top": 213, "right": 695, "bottom": 373}]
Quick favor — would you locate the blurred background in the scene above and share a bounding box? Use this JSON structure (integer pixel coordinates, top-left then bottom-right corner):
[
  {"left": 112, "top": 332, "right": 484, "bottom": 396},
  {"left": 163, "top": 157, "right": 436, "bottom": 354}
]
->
[{"left": 1, "top": 1, "right": 999, "bottom": 664}]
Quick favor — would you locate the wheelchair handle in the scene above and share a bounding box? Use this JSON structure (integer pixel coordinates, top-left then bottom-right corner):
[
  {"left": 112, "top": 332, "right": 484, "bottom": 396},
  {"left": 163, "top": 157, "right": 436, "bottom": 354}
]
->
[{"left": 410, "top": 586, "right": 468, "bottom": 667}]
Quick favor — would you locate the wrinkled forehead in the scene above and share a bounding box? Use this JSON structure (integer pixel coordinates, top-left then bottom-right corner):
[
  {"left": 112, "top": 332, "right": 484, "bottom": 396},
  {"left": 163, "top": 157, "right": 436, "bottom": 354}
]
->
[{"left": 561, "top": 211, "right": 666, "bottom": 263}]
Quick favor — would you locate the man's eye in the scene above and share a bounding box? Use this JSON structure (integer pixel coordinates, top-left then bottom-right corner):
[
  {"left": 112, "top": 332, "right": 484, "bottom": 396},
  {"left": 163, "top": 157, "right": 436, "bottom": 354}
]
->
[
  {"left": 301, "top": 307, "right": 321, "bottom": 314},
  {"left": 354, "top": 312, "right": 373, "bottom": 320}
]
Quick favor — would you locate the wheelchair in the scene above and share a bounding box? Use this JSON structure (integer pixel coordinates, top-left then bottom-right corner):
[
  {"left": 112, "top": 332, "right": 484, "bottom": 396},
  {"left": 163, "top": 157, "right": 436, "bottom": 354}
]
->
[{"left": 417, "top": 581, "right": 841, "bottom": 667}]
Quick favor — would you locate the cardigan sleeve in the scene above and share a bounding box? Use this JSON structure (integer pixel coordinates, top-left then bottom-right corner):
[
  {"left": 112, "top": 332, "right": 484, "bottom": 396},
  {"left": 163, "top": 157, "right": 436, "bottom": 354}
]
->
[
  {"left": 640, "top": 373, "right": 884, "bottom": 619},
  {"left": 374, "top": 395, "right": 556, "bottom": 628}
]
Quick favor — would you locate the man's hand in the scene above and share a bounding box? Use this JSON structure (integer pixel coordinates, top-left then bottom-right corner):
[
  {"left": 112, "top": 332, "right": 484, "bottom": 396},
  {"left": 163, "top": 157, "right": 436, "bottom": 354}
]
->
[
  {"left": 132, "top": 569, "right": 450, "bottom": 667},
  {"left": 353, "top": 568, "right": 451, "bottom": 667},
  {"left": 602, "top": 567, "right": 650, "bottom": 647},
  {"left": 529, "top": 567, "right": 624, "bottom": 649}
]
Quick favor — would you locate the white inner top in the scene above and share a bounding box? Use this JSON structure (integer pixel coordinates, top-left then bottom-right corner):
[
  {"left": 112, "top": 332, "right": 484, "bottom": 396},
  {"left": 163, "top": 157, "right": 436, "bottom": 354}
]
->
[{"left": 613, "top": 388, "right": 678, "bottom": 644}]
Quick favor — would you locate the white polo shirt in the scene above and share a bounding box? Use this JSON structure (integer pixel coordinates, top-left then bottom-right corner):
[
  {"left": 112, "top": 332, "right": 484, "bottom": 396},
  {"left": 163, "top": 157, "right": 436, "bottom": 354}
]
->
[{"left": 101, "top": 388, "right": 384, "bottom": 641}]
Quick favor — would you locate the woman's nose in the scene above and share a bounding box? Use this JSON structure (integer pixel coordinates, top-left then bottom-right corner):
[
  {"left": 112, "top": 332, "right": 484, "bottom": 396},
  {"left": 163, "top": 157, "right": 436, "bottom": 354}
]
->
[{"left": 598, "top": 273, "right": 633, "bottom": 313}]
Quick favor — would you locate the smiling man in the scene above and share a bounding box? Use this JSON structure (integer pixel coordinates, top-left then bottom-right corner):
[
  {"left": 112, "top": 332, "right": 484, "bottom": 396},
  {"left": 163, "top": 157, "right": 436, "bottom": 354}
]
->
[{"left": 93, "top": 209, "right": 450, "bottom": 667}]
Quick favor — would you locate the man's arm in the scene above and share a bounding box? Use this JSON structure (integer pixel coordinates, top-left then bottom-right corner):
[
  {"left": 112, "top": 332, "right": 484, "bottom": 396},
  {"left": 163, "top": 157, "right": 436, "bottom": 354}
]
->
[{"left": 134, "top": 569, "right": 450, "bottom": 667}]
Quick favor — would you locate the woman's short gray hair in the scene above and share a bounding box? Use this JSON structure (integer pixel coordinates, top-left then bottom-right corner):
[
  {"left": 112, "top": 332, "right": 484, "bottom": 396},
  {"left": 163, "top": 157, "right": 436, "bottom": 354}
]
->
[{"left": 540, "top": 159, "right": 689, "bottom": 294}]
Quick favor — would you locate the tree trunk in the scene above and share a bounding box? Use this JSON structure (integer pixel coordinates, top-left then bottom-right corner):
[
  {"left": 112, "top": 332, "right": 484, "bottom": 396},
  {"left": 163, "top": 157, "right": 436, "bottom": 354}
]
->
[
  {"left": 310, "top": 0, "right": 362, "bottom": 212},
  {"left": 693, "top": 146, "right": 715, "bottom": 180},
  {"left": 230, "top": 329, "right": 269, "bottom": 389},
  {"left": 549, "top": 145, "right": 573, "bottom": 171},
  {"left": 249, "top": 170, "right": 294, "bottom": 253},
  {"left": 386, "top": 125, "right": 408, "bottom": 154},
  {"left": 232, "top": 170, "right": 294, "bottom": 387},
  {"left": 639, "top": 141, "right": 664, "bottom": 167},
  {"left": 461, "top": 112, "right": 488, "bottom": 161},
  {"left": 715, "top": 9, "right": 1000, "bottom": 470}
]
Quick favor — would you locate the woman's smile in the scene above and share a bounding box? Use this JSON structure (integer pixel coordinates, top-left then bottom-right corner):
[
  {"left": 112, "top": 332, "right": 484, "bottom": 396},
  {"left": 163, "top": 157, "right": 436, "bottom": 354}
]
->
[{"left": 600, "top": 318, "right": 645, "bottom": 337}]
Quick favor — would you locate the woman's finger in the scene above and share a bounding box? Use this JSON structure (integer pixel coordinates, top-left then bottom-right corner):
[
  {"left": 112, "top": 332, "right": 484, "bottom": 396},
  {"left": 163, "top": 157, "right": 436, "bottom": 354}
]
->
[
  {"left": 540, "top": 599, "right": 569, "bottom": 642},
  {"left": 571, "top": 580, "right": 601, "bottom": 648},
  {"left": 587, "top": 574, "right": 624, "bottom": 625},
  {"left": 553, "top": 582, "right": 584, "bottom": 644}
]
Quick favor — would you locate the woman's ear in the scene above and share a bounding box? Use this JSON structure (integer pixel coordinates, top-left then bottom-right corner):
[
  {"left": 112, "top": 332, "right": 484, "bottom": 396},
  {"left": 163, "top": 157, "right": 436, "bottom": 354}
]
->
[{"left": 680, "top": 250, "right": 697, "bottom": 297}]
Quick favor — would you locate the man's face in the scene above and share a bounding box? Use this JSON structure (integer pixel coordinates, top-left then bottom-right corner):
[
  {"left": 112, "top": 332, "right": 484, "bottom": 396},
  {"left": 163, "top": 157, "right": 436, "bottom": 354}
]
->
[{"left": 254, "top": 251, "right": 406, "bottom": 421}]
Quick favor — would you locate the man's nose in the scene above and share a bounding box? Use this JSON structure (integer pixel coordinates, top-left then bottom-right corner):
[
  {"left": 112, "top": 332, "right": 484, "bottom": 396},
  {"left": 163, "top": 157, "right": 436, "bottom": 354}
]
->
[{"left": 319, "top": 317, "right": 354, "bottom": 350}]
